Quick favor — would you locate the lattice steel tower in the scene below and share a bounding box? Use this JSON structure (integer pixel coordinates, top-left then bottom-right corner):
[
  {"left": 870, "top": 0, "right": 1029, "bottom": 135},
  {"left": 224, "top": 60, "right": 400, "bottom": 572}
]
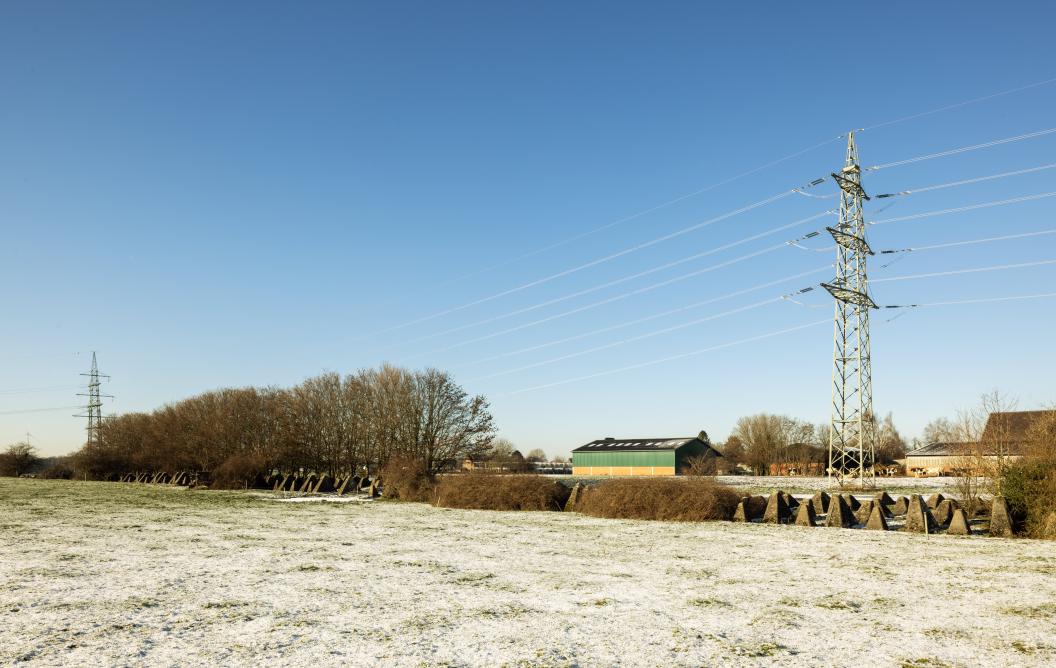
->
[
  {"left": 76, "top": 352, "right": 110, "bottom": 452},
  {"left": 822, "top": 132, "right": 877, "bottom": 483}
]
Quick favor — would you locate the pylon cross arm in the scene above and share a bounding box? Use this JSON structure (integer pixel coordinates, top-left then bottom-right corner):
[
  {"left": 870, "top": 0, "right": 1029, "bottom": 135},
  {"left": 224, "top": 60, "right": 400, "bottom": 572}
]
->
[
  {"left": 821, "top": 282, "right": 878, "bottom": 309},
  {"left": 831, "top": 172, "right": 870, "bottom": 200},
  {"left": 826, "top": 226, "right": 874, "bottom": 255}
]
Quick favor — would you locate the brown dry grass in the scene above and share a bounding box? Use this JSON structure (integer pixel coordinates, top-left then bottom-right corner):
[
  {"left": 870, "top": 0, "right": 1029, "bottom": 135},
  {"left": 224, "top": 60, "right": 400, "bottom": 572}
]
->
[
  {"left": 575, "top": 477, "right": 741, "bottom": 522},
  {"left": 434, "top": 474, "right": 570, "bottom": 511}
]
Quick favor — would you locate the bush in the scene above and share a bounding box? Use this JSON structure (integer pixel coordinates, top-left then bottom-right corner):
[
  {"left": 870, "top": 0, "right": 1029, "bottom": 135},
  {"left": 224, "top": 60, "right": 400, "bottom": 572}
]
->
[
  {"left": 0, "top": 443, "right": 40, "bottom": 477},
  {"left": 380, "top": 456, "right": 436, "bottom": 502},
  {"left": 996, "top": 412, "right": 1056, "bottom": 538},
  {"left": 575, "top": 477, "right": 741, "bottom": 522},
  {"left": 38, "top": 457, "right": 75, "bottom": 480},
  {"left": 434, "top": 473, "right": 570, "bottom": 511},
  {"left": 211, "top": 453, "right": 269, "bottom": 490}
]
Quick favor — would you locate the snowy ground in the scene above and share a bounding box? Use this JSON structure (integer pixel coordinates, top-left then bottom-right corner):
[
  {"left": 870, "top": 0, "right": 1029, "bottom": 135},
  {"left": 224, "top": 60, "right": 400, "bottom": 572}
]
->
[
  {"left": 2, "top": 479, "right": 1054, "bottom": 667},
  {"left": 714, "top": 475, "right": 966, "bottom": 496}
]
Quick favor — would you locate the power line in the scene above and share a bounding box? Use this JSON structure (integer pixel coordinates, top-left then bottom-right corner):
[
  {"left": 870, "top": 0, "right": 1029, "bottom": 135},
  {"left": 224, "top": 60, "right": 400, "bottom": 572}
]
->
[
  {"left": 872, "top": 258, "right": 1056, "bottom": 283},
  {"left": 874, "top": 163, "right": 1056, "bottom": 198},
  {"left": 879, "top": 229, "right": 1056, "bottom": 255},
  {"left": 359, "top": 75, "right": 1056, "bottom": 340},
  {"left": 436, "top": 136, "right": 846, "bottom": 287},
  {"left": 471, "top": 297, "right": 785, "bottom": 381},
  {"left": 401, "top": 185, "right": 1053, "bottom": 355},
  {"left": 865, "top": 127, "right": 1056, "bottom": 171},
  {"left": 503, "top": 319, "right": 830, "bottom": 395},
  {"left": 481, "top": 248, "right": 1056, "bottom": 382},
  {"left": 460, "top": 267, "right": 832, "bottom": 367},
  {"left": 359, "top": 188, "right": 814, "bottom": 340},
  {"left": 447, "top": 75, "right": 1056, "bottom": 290},
  {"left": 886, "top": 292, "right": 1056, "bottom": 309},
  {"left": 870, "top": 191, "right": 1056, "bottom": 226},
  {"left": 378, "top": 145, "right": 1055, "bottom": 345},
  {"left": 392, "top": 211, "right": 834, "bottom": 351},
  {"left": 0, "top": 405, "right": 82, "bottom": 416},
  {"left": 859, "top": 75, "right": 1056, "bottom": 132},
  {"left": 0, "top": 384, "right": 85, "bottom": 396}
]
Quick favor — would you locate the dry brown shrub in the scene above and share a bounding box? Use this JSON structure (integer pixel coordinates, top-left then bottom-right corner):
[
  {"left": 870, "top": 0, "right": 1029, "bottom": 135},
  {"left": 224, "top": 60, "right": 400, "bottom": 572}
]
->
[
  {"left": 679, "top": 454, "right": 717, "bottom": 476},
  {"left": 998, "top": 411, "right": 1056, "bottom": 538},
  {"left": 211, "top": 453, "right": 269, "bottom": 489},
  {"left": 575, "top": 477, "right": 741, "bottom": 522},
  {"left": 380, "top": 456, "right": 436, "bottom": 502},
  {"left": 434, "top": 473, "right": 570, "bottom": 511}
]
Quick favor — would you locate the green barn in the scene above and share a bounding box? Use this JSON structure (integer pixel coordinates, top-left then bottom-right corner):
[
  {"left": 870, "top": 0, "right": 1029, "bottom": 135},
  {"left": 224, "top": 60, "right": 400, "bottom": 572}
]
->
[{"left": 572, "top": 431, "right": 721, "bottom": 476}]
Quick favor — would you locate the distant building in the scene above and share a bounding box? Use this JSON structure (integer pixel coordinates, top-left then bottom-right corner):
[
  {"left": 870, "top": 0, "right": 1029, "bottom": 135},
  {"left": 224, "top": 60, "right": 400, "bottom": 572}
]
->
[
  {"left": 462, "top": 450, "right": 526, "bottom": 472},
  {"left": 904, "top": 410, "right": 1054, "bottom": 477},
  {"left": 903, "top": 442, "right": 979, "bottom": 477},
  {"left": 571, "top": 431, "right": 721, "bottom": 476}
]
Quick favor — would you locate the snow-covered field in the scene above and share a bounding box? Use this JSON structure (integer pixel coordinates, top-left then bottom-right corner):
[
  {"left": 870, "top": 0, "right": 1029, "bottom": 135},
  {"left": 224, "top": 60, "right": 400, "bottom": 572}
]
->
[
  {"left": 715, "top": 475, "right": 966, "bottom": 496},
  {"left": 2, "top": 479, "right": 1054, "bottom": 667}
]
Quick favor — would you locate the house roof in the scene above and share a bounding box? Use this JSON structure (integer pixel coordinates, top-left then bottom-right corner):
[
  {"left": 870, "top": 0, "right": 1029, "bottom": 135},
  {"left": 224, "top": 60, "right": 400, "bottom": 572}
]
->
[
  {"left": 905, "top": 442, "right": 977, "bottom": 457},
  {"left": 573, "top": 436, "right": 710, "bottom": 453},
  {"left": 981, "top": 410, "right": 1055, "bottom": 443}
]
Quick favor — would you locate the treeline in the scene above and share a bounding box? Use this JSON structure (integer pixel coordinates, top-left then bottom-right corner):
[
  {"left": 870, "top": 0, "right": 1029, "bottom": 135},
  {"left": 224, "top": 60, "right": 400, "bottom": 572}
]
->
[
  {"left": 720, "top": 412, "right": 907, "bottom": 475},
  {"left": 78, "top": 365, "right": 495, "bottom": 481}
]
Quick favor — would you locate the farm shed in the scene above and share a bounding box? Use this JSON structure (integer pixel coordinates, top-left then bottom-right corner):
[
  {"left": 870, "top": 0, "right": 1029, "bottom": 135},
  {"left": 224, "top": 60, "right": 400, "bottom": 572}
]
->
[
  {"left": 904, "top": 410, "right": 1055, "bottom": 477},
  {"left": 903, "top": 442, "right": 979, "bottom": 477},
  {"left": 572, "top": 431, "right": 721, "bottom": 476}
]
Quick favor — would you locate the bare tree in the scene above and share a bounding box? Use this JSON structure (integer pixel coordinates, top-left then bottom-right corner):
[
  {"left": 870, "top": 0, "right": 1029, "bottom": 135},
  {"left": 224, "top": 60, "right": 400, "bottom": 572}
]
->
[
  {"left": 952, "top": 390, "right": 1019, "bottom": 513},
  {"left": 732, "top": 414, "right": 818, "bottom": 475},
  {"left": 680, "top": 454, "right": 717, "bottom": 476},
  {"left": 81, "top": 364, "right": 495, "bottom": 482},
  {"left": 0, "top": 443, "right": 40, "bottom": 477},
  {"left": 525, "top": 448, "right": 547, "bottom": 463},
  {"left": 874, "top": 413, "right": 907, "bottom": 465},
  {"left": 409, "top": 368, "right": 495, "bottom": 475}
]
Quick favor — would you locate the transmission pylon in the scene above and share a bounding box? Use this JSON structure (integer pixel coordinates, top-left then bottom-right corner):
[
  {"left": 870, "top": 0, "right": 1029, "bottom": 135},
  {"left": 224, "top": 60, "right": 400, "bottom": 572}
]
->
[
  {"left": 822, "top": 132, "right": 877, "bottom": 485},
  {"left": 76, "top": 352, "right": 111, "bottom": 453}
]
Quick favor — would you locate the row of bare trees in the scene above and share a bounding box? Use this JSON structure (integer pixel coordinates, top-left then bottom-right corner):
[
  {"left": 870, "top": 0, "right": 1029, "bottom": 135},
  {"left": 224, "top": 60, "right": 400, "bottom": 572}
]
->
[
  {"left": 78, "top": 365, "right": 495, "bottom": 480},
  {"left": 721, "top": 412, "right": 907, "bottom": 475}
]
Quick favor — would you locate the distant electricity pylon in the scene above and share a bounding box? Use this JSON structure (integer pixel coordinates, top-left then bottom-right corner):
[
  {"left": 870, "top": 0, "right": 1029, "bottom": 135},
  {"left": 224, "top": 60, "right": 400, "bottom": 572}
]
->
[
  {"left": 822, "top": 132, "right": 877, "bottom": 484},
  {"left": 75, "top": 352, "right": 111, "bottom": 453}
]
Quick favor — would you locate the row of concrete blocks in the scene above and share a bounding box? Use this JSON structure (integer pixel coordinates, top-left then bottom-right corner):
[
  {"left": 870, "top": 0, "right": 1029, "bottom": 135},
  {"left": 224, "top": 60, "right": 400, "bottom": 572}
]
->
[
  {"left": 118, "top": 471, "right": 195, "bottom": 486},
  {"left": 733, "top": 490, "right": 1016, "bottom": 536},
  {"left": 267, "top": 473, "right": 380, "bottom": 497}
]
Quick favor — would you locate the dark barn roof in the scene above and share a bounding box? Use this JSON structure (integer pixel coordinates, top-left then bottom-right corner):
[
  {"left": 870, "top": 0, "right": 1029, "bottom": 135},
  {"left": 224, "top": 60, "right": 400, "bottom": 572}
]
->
[
  {"left": 905, "top": 442, "right": 976, "bottom": 457},
  {"left": 573, "top": 433, "right": 719, "bottom": 454}
]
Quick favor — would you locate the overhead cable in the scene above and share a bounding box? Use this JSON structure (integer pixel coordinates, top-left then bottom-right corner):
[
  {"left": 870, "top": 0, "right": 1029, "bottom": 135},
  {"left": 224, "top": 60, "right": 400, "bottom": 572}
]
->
[
  {"left": 883, "top": 292, "right": 1056, "bottom": 310},
  {"left": 874, "top": 163, "right": 1056, "bottom": 198},
  {"left": 359, "top": 189, "right": 820, "bottom": 339},
  {"left": 870, "top": 191, "right": 1056, "bottom": 226},
  {"left": 393, "top": 211, "right": 834, "bottom": 351},
  {"left": 471, "top": 298, "right": 784, "bottom": 381},
  {"left": 498, "top": 260, "right": 1056, "bottom": 388},
  {"left": 865, "top": 127, "right": 1056, "bottom": 172},
  {"left": 459, "top": 266, "right": 832, "bottom": 368},
  {"left": 0, "top": 384, "right": 85, "bottom": 396},
  {"left": 454, "top": 75, "right": 1056, "bottom": 289},
  {"left": 879, "top": 229, "right": 1056, "bottom": 255},
  {"left": 436, "top": 137, "right": 846, "bottom": 288},
  {"left": 0, "top": 405, "right": 82, "bottom": 416},
  {"left": 872, "top": 259, "right": 1056, "bottom": 283},
  {"left": 861, "top": 74, "right": 1056, "bottom": 130},
  {"left": 502, "top": 320, "right": 831, "bottom": 395}
]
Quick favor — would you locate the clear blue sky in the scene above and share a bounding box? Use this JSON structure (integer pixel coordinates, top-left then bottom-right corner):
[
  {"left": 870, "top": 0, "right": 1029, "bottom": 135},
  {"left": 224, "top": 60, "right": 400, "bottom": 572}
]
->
[{"left": 2, "top": 2, "right": 1055, "bottom": 457}]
